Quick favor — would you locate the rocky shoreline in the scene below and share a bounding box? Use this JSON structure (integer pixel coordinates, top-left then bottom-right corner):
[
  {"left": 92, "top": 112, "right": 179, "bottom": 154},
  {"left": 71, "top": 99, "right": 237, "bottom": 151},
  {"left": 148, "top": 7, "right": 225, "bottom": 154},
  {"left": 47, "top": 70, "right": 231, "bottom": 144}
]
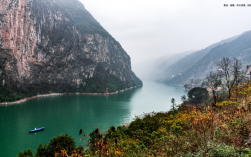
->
[{"left": 0, "top": 86, "right": 142, "bottom": 106}]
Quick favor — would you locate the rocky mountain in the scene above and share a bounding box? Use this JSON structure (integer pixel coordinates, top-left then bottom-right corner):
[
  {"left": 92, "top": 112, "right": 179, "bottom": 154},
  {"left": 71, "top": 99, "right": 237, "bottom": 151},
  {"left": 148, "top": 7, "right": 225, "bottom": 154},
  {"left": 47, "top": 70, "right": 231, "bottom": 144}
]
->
[
  {"left": 158, "top": 35, "right": 240, "bottom": 83},
  {"left": 175, "top": 30, "right": 251, "bottom": 83},
  {"left": 0, "top": 0, "right": 142, "bottom": 102}
]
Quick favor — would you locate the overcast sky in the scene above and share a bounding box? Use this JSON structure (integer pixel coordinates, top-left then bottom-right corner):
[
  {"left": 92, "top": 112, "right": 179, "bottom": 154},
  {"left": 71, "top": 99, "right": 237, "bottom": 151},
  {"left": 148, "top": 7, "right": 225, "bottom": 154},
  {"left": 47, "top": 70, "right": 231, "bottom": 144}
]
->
[{"left": 79, "top": 0, "right": 251, "bottom": 68}]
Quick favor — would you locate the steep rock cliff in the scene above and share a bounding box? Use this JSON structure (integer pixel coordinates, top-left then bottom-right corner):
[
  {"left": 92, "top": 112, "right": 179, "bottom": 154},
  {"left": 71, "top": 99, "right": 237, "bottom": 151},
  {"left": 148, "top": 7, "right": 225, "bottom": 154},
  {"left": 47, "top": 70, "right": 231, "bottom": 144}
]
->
[{"left": 0, "top": 0, "right": 142, "bottom": 102}]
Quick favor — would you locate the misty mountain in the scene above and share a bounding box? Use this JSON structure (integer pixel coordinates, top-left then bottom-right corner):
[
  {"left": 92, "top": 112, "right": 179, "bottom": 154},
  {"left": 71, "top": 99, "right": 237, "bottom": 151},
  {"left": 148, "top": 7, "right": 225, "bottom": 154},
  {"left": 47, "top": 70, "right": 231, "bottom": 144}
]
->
[
  {"left": 157, "top": 35, "right": 240, "bottom": 83},
  {"left": 157, "top": 50, "right": 195, "bottom": 70},
  {"left": 0, "top": 0, "right": 142, "bottom": 102},
  {"left": 157, "top": 31, "right": 251, "bottom": 84},
  {"left": 133, "top": 51, "right": 194, "bottom": 81}
]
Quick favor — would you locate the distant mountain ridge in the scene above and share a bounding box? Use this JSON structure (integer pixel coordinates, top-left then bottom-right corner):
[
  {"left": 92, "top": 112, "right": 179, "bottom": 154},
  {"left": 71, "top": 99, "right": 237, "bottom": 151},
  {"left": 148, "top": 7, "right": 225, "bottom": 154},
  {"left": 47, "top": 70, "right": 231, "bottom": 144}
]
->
[
  {"left": 157, "top": 50, "right": 195, "bottom": 70},
  {"left": 132, "top": 51, "right": 195, "bottom": 81},
  {"left": 157, "top": 31, "right": 251, "bottom": 84}
]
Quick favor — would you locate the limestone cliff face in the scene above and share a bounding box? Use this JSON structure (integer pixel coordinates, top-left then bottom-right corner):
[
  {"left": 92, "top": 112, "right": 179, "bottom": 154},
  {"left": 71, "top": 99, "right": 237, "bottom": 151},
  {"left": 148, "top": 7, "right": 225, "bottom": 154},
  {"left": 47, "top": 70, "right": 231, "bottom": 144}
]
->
[{"left": 0, "top": 0, "right": 142, "bottom": 98}]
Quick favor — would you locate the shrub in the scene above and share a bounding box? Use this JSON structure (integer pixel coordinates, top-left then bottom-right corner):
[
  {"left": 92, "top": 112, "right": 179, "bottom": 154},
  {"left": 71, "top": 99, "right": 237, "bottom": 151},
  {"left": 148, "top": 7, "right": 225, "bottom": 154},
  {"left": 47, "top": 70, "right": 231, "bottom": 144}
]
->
[
  {"left": 36, "top": 133, "right": 76, "bottom": 156},
  {"left": 188, "top": 87, "right": 209, "bottom": 104},
  {"left": 18, "top": 149, "right": 33, "bottom": 157}
]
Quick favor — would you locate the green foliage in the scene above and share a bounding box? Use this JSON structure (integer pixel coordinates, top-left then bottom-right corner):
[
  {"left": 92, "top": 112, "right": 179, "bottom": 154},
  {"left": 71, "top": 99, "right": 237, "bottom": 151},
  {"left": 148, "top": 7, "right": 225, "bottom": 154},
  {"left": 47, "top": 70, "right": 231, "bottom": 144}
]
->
[
  {"left": 19, "top": 86, "right": 251, "bottom": 156},
  {"left": 0, "top": 63, "right": 141, "bottom": 102},
  {"left": 78, "top": 63, "right": 129, "bottom": 93},
  {"left": 0, "top": 0, "right": 144, "bottom": 102},
  {"left": 18, "top": 81, "right": 251, "bottom": 156},
  {"left": 0, "top": 82, "right": 36, "bottom": 103},
  {"left": 188, "top": 87, "right": 209, "bottom": 104},
  {"left": 0, "top": 63, "right": 39, "bottom": 103},
  {"left": 18, "top": 148, "right": 33, "bottom": 157},
  {"left": 181, "top": 95, "right": 187, "bottom": 102},
  {"left": 183, "top": 143, "right": 251, "bottom": 157},
  {"left": 171, "top": 98, "right": 177, "bottom": 114},
  {"left": 170, "top": 125, "right": 183, "bottom": 134},
  {"left": 89, "top": 128, "right": 102, "bottom": 151},
  {"left": 36, "top": 133, "right": 76, "bottom": 157},
  {"left": 208, "top": 143, "right": 237, "bottom": 157},
  {"left": 87, "top": 82, "right": 251, "bottom": 156},
  {"left": 132, "top": 71, "right": 143, "bottom": 86},
  {"left": 36, "top": 143, "right": 49, "bottom": 157}
]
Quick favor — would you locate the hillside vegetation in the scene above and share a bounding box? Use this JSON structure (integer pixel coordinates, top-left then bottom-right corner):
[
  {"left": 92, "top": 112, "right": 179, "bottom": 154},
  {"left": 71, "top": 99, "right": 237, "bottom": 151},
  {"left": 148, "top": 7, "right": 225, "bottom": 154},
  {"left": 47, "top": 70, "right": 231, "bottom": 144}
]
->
[
  {"left": 19, "top": 81, "right": 251, "bottom": 156},
  {"left": 168, "top": 31, "right": 251, "bottom": 84},
  {"left": 158, "top": 31, "right": 251, "bottom": 84},
  {"left": 0, "top": 0, "right": 143, "bottom": 103}
]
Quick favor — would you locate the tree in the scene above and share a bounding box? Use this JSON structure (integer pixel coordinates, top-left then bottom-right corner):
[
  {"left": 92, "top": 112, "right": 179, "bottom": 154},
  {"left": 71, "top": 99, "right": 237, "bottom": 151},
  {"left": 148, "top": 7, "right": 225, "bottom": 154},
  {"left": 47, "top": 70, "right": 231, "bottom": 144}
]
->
[
  {"left": 184, "top": 84, "right": 188, "bottom": 89},
  {"left": 232, "top": 57, "right": 243, "bottom": 85},
  {"left": 171, "top": 98, "right": 176, "bottom": 111},
  {"left": 36, "top": 133, "right": 76, "bottom": 157},
  {"left": 181, "top": 95, "right": 186, "bottom": 102},
  {"left": 18, "top": 149, "right": 33, "bottom": 157},
  {"left": 201, "top": 81, "right": 209, "bottom": 88},
  {"left": 216, "top": 57, "right": 242, "bottom": 99},
  {"left": 206, "top": 71, "right": 222, "bottom": 106},
  {"left": 188, "top": 87, "right": 209, "bottom": 105}
]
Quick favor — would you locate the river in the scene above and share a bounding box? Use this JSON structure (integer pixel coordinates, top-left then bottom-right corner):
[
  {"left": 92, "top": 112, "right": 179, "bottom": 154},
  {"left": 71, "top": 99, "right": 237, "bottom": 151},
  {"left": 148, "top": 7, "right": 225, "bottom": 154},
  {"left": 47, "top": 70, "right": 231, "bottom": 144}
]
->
[{"left": 0, "top": 81, "right": 186, "bottom": 156}]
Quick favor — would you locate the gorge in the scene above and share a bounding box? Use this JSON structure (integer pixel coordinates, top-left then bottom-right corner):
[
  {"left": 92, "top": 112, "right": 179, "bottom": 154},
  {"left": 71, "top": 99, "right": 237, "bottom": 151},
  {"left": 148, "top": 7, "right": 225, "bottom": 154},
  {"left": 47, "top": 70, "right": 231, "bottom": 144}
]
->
[{"left": 0, "top": 0, "right": 142, "bottom": 103}]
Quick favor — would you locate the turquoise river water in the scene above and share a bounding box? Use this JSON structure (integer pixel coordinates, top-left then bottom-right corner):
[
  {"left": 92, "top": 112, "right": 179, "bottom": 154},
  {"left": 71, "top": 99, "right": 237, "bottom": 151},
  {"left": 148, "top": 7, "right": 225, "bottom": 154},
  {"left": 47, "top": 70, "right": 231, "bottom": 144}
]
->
[{"left": 0, "top": 81, "right": 186, "bottom": 156}]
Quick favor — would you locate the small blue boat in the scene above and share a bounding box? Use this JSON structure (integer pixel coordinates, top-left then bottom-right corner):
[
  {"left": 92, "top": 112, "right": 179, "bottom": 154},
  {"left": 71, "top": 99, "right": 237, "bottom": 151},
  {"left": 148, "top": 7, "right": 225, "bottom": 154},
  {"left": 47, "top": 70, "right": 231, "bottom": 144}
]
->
[{"left": 29, "top": 127, "right": 44, "bottom": 133}]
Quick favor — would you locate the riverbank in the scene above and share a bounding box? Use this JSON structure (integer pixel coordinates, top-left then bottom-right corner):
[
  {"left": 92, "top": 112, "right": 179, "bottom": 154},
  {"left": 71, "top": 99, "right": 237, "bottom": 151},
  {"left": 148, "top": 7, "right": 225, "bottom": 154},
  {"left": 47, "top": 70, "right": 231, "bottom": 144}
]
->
[
  {"left": 0, "top": 93, "right": 64, "bottom": 105},
  {"left": 0, "top": 81, "right": 187, "bottom": 157},
  {"left": 0, "top": 86, "right": 141, "bottom": 106},
  {"left": 85, "top": 83, "right": 251, "bottom": 156}
]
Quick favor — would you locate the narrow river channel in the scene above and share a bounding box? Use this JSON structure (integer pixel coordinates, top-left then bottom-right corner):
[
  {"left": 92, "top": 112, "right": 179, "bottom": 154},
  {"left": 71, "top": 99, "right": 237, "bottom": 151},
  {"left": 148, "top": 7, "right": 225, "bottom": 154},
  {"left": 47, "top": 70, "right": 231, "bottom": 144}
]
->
[{"left": 0, "top": 81, "right": 186, "bottom": 156}]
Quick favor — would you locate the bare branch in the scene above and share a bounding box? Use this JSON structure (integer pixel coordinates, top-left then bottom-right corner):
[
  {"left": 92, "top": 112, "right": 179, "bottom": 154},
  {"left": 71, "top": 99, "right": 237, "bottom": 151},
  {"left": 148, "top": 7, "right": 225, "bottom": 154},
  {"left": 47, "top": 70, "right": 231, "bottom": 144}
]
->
[
  {"left": 216, "top": 57, "right": 242, "bottom": 99},
  {"left": 232, "top": 57, "right": 242, "bottom": 86},
  {"left": 206, "top": 71, "right": 222, "bottom": 106}
]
